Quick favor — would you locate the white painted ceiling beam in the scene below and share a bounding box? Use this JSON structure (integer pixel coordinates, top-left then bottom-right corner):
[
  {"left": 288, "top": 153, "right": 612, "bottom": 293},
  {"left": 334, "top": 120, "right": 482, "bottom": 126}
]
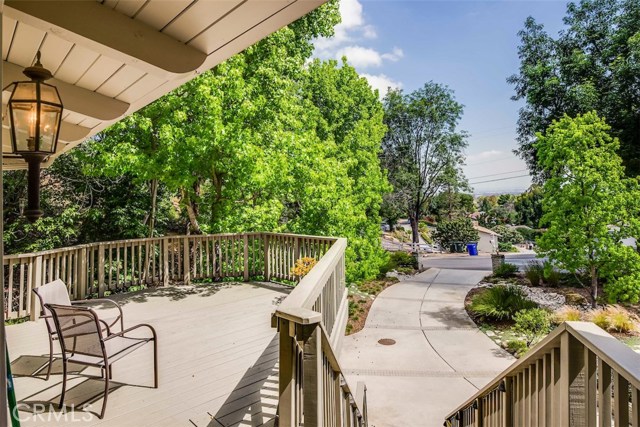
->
[
  {"left": 4, "top": 1, "right": 207, "bottom": 78},
  {"left": 3, "top": 61, "right": 129, "bottom": 121}
]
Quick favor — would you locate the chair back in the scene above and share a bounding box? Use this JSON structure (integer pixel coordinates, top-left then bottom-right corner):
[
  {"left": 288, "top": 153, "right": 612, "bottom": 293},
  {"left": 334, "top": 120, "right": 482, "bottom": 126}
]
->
[
  {"left": 46, "top": 304, "right": 106, "bottom": 359},
  {"left": 33, "top": 279, "right": 72, "bottom": 331}
]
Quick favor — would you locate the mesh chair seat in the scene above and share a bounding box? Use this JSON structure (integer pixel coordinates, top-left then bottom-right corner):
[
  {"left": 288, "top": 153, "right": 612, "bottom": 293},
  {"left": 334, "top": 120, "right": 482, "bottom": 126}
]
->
[{"left": 68, "top": 335, "right": 154, "bottom": 366}]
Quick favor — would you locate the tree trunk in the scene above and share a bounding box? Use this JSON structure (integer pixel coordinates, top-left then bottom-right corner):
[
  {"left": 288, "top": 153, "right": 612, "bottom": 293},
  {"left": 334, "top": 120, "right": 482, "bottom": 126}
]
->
[
  {"left": 590, "top": 265, "right": 598, "bottom": 308},
  {"left": 148, "top": 179, "right": 158, "bottom": 238},
  {"left": 181, "top": 188, "right": 202, "bottom": 235},
  {"left": 409, "top": 214, "right": 420, "bottom": 244}
]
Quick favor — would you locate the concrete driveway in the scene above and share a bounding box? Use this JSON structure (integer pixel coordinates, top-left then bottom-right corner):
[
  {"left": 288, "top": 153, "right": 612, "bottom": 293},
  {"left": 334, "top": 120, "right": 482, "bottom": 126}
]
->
[{"left": 340, "top": 267, "right": 514, "bottom": 427}]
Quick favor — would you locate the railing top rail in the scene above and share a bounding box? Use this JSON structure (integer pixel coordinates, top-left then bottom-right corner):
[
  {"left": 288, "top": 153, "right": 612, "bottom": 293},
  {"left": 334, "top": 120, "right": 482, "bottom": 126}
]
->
[
  {"left": 2, "top": 232, "right": 270, "bottom": 261},
  {"left": 262, "top": 231, "right": 337, "bottom": 242},
  {"left": 445, "top": 321, "right": 640, "bottom": 419},
  {"left": 276, "top": 237, "right": 347, "bottom": 320}
]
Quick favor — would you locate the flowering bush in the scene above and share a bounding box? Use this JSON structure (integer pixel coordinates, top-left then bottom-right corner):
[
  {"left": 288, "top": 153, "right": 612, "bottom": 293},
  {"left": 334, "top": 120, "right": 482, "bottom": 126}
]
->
[{"left": 290, "top": 257, "right": 317, "bottom": 280}]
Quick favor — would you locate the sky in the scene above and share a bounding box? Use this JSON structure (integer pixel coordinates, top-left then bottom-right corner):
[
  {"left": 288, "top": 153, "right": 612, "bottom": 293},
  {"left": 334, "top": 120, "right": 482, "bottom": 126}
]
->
[{"left": 313, "top": 0, "right": 570, "bottom": 195}]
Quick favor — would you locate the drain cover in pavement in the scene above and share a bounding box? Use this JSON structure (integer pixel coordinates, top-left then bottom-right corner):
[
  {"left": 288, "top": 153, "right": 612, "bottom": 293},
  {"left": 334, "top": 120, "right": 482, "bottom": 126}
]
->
[{"left": 378, "top": 338, "right": 396, "bottom": 346}]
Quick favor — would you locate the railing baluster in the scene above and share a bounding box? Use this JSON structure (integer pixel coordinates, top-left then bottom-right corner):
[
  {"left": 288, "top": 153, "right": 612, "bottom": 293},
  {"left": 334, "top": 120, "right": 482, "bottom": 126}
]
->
[{"left": 614, "top": 373, "right": 630, "bottom": 427}]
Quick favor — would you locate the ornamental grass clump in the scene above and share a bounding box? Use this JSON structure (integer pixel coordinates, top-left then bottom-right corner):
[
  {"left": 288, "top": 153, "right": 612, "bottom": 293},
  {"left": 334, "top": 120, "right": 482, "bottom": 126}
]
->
[
  {"left": 469, "top": 285, "right": 537, "bottom": 321},
  {"left": 553, "top": 306, "right": 582, "bottom": 324}
]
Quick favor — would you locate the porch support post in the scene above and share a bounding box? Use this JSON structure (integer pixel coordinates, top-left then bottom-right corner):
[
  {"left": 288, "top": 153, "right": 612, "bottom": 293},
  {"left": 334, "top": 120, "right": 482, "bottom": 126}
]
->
[{"left": 0, "top": 7, "right": 9, "bottom": 424}]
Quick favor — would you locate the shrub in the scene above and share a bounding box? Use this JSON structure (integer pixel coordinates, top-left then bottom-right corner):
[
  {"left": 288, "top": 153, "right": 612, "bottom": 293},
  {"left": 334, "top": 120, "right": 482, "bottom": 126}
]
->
[
  {"left": 553, "top": 306, "right": 582, "bottom": 324},
  {"left": 498, "top": 242, "right": 519, "bottom": 252},
  {"left": 604, "top": 273, "right": 640, "bottom": 304},
  {"left": 469, "top": 285, "right": 537, "bottom": 321},
  {"left": 524, "top": 261, "right": 544, "bottom": 286},
  {"left": 290, "top": 257, "right": 317, "bottom": 279},
  {"left": 493, "top": 225, "right": 525, "bottom": 245},
  {"left": 543, "top": 261, "right": 561, "bottom": 287},
  {"left": 389, "top": 251, "right": 418, "bottom": 269},
  {"left": 494, "top": 262, "right": 519, "bottom": 278},
  {"left": 505, "top": 339, "right": 528, "bottom": 358},
  {"left": 513, "top": 308, "right": 552, "bottom": 345}
]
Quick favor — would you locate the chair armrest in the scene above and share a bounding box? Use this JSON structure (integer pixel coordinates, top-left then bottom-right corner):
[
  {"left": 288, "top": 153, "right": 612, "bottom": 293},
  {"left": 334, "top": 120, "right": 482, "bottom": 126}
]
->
[{"left": 104, "top": 324, "right": 156, "bottom": 341}]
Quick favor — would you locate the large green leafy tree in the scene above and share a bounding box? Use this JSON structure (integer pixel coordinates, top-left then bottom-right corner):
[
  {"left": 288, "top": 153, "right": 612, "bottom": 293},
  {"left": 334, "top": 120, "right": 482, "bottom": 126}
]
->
[
  {"left": 536, "top": 112, "right": 640, "bottom": 305},
  {"left": 381, "top": 83, "right": 468, "bottom": 243},
  {"left": 433, "top": 218, "right": 479, "bottom": 252},
  {"left": 514, "top": 186, "right": 543, "bottom": 228},
  {"left": 509, "top": 0, "right": 640, "bottom": 179}
]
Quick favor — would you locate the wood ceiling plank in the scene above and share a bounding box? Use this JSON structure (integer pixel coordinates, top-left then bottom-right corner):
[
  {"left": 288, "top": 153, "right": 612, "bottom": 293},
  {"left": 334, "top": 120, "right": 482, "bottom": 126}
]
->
[
  {"left": 97, "top": 65, "right": 145, "bottom": 97},
  {"left": 54, "top": 44, "right": 100, "bottom": 84},
  {"left": 77, "top": 117, "right": 102, "bottom": 129},
  {"left": 114, "top": 0, "right": 148, "bottom": 17},
  {"left": 39, "top": 33, "right": 74, "bottom": 75},
  {"left": 7, "top": 22, "right": 45, "bottom": 68},
  {"left": 75, "top": 55, "right": 124, "bottom": 91},
  {"left": 135, "top": 0, "right": 194, "bottom": 30},
  {"left": 63, "top": 111, "right": 87, "bottom": 125},
  {"left": 116, "top": 73, "right": 164, "bottom": 103},
  {"left": 189, "top": 0, "right": 291, "bottom": 54},
  {"left": 6, "top": 1, "right": 207, "bottom": 78},
  {"left": 162, "top": 0, "right": 242, "bottom": 43},
  {"left": 2, "top": 17, "right": 17, "bottom": 61}
]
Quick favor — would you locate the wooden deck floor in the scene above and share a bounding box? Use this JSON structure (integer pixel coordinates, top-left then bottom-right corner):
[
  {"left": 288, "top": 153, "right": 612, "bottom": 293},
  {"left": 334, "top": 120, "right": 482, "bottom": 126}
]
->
[{"left": 6, "top": 282, "right": 287, "bottom": 427}]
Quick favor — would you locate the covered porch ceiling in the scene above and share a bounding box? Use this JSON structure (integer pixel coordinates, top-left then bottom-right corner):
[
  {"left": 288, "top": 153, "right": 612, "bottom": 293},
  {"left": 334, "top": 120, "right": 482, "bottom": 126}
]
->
[{"left": 1, "top": 0, "right": 327, "bottom": 170}]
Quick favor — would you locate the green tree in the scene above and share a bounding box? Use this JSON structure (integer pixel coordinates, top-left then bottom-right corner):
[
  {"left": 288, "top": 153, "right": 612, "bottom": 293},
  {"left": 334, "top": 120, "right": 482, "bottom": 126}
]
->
[
  {"left": 433, "top": 217, "right": 479, "bottom": 252},
  {"left": 509, "top": 0, "right": 640, "bottom": 179},
  {"left": 381, "top": 82, "right": 468, "bottom": 243},
  {"left": 492, "top": 225, "right": 525, "bottom": 245},
  {"left": 514, "top": 186, "right": 543, "bottom": 227},
  {"left": 536, "top": 112, "right": 640, "bottom": 306}
]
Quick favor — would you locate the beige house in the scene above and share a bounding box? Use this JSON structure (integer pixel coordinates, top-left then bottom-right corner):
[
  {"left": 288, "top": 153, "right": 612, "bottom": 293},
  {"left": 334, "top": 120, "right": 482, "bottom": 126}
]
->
[{"left": 474, "top": 225, "right": 500, "bottom": 253}]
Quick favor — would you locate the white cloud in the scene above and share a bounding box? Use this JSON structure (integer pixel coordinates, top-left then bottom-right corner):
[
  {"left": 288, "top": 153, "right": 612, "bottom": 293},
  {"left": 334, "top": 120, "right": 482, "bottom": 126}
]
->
[
  {"left": 336, "top": 46, "right": 383, "bottom": 68},
  {"left": 381, "top": 47, "right": 404, "bottom": 62},
  {"left": 339, "top": 0, "right": 364, "bottom": 29},
  {"left": 314, "top": 0, "right": 404, "bottom": 83},
  {"left": 361, "top": 73, "right": 403, "bottom": 96}
]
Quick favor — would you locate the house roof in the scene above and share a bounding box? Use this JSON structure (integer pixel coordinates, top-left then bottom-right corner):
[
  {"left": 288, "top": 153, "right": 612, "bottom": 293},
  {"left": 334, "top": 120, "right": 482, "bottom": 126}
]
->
[
  {"left": 474, "top": 225, "right": 501, "bottom": 237},
  {"left": 1, "top": 0, "right": 327, "bottom": 170}
]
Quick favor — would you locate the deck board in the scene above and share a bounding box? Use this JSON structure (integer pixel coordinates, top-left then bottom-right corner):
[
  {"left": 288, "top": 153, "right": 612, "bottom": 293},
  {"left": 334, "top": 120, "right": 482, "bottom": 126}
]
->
[{"left": 6, "top": 282, "right": 285, "bottom": 427}]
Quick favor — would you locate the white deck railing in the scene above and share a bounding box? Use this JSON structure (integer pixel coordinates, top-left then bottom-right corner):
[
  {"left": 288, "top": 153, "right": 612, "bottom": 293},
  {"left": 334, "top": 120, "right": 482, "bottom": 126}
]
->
[
  {"left": 445, "top": 321, "right": 640, "bottom": 427},
  {"left": 2, "top": 232, "right": 367, "bottom": 426}
]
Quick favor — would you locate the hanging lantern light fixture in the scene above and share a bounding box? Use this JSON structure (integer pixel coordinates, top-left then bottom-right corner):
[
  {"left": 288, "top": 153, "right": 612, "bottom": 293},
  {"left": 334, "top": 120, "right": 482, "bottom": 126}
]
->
[{"left": 4, "top": 51, "right": 63, "bottom": 222}]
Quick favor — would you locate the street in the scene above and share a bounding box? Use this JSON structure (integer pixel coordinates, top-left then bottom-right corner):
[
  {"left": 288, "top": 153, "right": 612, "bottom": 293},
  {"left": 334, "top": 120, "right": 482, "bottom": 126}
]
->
[{"left": 420, "top": 253, "right": 544, "bottom": 271}]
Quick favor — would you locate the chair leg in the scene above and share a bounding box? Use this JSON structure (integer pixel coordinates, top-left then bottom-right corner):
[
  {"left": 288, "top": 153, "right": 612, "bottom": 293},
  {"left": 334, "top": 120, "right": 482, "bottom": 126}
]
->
[
  {"left": 100, "top": 365, "right": 110, "bottom": 419},
  {"left": 45, "top": 335, "right": 54, "bottom": 380},
  {"left": 153, "top": 339, "right": 158, "bottom": 388},
  {"left": 59, "top": 359, "right": 68, "bottom": 409}
]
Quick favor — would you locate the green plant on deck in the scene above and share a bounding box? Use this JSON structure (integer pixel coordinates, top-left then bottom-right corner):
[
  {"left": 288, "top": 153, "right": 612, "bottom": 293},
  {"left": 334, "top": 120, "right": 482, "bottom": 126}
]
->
[
  {"left": 493, "top": 263, "right": 519, "bottom": 278},
  {"left": 513, "top": 308, "right": 552, "bottom": 346},
  {"left": 469, "top": 285, "right": 537, "bottom": 321}
]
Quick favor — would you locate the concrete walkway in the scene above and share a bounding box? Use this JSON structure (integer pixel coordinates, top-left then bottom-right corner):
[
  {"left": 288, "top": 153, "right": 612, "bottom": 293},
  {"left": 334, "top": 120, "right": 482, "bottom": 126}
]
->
[{"left": 340, "top": 268, "right": 515, "bottom": 427}]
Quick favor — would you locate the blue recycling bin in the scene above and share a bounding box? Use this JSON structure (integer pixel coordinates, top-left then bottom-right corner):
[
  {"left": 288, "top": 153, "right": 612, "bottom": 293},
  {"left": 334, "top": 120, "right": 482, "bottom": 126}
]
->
[{"left": 467, "top": 242, "right": 478, "bottom": 256}]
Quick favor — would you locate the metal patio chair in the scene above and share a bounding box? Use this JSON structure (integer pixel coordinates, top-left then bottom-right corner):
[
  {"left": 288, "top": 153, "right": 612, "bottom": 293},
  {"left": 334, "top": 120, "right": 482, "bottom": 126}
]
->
[
  {"left": 33, "top": 279, "right": 124, "bottom": 380},
  {"left": 46, "top": 303, "right": 158, "bottom": 419}
]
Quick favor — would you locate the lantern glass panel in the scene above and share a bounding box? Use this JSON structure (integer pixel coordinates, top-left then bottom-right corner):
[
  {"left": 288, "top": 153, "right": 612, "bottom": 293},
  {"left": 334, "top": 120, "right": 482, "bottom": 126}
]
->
[
  {"left": 39, "top": 83, "right": 61, "bottom": 104},
  {"left": 38, "top": 104, "right": 61, "bottom": 152},
  {"left": 12, "top": 82, "right": 36, "bottom": 100},
  {"left": 10, "top": 101, "right": 38, "bottom": 152}
]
